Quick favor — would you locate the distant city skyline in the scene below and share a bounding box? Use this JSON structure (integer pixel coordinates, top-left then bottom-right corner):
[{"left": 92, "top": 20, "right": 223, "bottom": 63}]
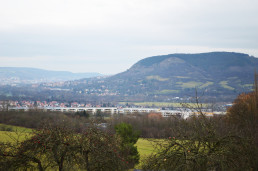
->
[{"left": 0, "top": 0, "right": 258, "bottom": 75}]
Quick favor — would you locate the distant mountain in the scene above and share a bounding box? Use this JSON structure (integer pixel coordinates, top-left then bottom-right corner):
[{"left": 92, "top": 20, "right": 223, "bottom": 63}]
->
[
  {"left": 0, "top": 67, "right": 102, "bottom": 85},
  {"left": 105, "top": 52, "right": 257, "bottom": 99},
  {"left": 1, "top": 52, "right": 257, "bottom": 102},
  {"left": 68, "top": 52, "right": 257, "bottom": 101},
  {"left": 116, "top": 52, "right": 256, "bottom": 81}
]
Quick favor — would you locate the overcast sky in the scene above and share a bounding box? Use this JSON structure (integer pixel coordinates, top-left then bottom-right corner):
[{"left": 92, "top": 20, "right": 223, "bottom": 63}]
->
[{"left": 0, "top": 0, "right": 258, "bottom": 75}]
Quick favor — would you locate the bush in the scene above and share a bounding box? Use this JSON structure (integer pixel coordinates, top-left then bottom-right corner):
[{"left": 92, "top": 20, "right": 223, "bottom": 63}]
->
[
  {"left": 141, "top": 115, "right": 250, "bottom": 170},
  {"left": 0, "top": 121, "right": 130, "bottom": 171}
]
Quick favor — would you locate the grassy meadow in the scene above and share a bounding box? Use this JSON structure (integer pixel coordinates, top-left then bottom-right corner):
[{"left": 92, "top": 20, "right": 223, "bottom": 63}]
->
[
  {"left": 0, "top": 123, "right": 33, "bottom": 133},
  {"left": 0, "top": 131, "right": 31, "bottom": 143},
  {"left": 136, "top": 138, "right": 156, "bottom": 156},
  {"left": 0, "top": 124, "right": 33, "bottom": 143}
]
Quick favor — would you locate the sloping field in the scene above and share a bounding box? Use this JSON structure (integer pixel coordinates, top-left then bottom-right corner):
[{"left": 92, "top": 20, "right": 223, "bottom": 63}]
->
[
  {"left": 136, "top": 138, "right": 156, "bottom": 156},
  {"left": 0, "top": 131, "right": 31, "bottom": 143},
  {"left": 0, "top": 124, "right": 33, "bottom": 143},
  {"left": 0, "top": 123, "right": 33, "bottom": 133}
]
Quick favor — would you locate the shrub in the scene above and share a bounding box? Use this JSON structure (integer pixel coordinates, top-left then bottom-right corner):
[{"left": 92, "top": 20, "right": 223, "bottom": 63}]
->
[{"left": 0, "top": 121, "right": 129, "bottom": 171}]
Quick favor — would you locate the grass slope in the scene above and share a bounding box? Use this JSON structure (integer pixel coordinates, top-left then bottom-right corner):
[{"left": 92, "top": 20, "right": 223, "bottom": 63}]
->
[{"left": 0, "top": 124, "right": 33, "bottom": 143}]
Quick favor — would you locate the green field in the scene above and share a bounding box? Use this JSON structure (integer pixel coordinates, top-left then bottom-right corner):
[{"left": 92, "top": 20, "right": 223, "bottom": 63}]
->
[
  {"left": 0, "top": 131, "right": 31, "bottom": 143},
  {"left": 242, "top": 84, "right": 253, "bottom": 87},
  {"left": 146, "top": 75, "right": 169, "bottom": 81},
  {"left": 136, "top": 138, "right": 157, "bottom": 156},
  {"left": 199, "top": 81, "right": 214, "bottom": 88},
  {"left": 219, "top": 81, "right": 235, "bottom": 90},
  {"left": 155, "top": 89, "right": 180, "bottom": 94},
  {"left": 0, "top": 124, "right": 33, "bottom": 143},
  {"left": 0, "top": 123, "right": 33, "bottom": 133},
  {"left": 173, "top": 76, "right": 190, "bottom": 79},
  {"left": 177, "top": 81, "right": 203, "bottom": 88}
]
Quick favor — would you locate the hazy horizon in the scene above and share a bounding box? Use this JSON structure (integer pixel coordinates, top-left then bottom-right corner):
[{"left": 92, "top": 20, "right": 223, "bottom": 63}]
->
[
  {"left": 1, "top": 0, "right": 258, "bottom": 75},
  {"left": 0, "top": 51, "right": 257, "bottom": 75}
]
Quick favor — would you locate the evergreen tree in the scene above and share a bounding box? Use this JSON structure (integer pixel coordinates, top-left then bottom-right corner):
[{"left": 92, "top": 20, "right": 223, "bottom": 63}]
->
[{"left": 115, "top": 123, "right": 140, "bottom": 168}]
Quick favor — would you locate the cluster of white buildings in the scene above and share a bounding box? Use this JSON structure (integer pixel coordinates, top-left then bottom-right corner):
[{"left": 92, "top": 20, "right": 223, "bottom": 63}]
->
[{"left": 8, "top": 106, "right": 225, "bottom": 119}]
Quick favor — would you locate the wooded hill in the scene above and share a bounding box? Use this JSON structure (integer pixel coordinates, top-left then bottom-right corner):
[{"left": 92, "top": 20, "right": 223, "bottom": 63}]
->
[
  {"left": 0, "top": 52, "right": 257, "bottom": 102},
  {"left": 75, "top": 52, "right": 257, "bottom": 101}
]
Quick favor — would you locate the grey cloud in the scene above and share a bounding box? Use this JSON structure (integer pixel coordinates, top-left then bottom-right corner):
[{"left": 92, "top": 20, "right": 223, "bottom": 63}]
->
[{"left": 0, "top": 0, "right": 257, "bottom": 74}]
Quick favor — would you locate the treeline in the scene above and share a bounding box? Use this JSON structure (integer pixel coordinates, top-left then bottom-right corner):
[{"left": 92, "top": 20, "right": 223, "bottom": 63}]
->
[
  {"left": 0, "top": 110, "right": 88, "bottom": 131},
  {"left": 0, "top": 110, "right": 226, "bottom": 139},
  {"left": 108, "top": 113, "right": 228, "bottom": 139},
  {"left": 0, "top": 109, "right": 113, "bottom": 128}
]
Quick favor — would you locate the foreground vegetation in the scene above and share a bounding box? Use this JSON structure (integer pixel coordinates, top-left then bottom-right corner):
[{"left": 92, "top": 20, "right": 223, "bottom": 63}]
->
[
  {"left": 0, "top": 128, "right": 152, "bottom": 169},
  {"left": 0, "top": 121, "right": 141, "bottom": 171},
  {"left": 140, "top": 78, "right": 258, "bottom": 170}
]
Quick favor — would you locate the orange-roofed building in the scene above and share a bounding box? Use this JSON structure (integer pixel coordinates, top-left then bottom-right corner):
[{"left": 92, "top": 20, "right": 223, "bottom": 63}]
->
[{"left": 148, "top": 113, "right": 162, "bottom": 120}]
